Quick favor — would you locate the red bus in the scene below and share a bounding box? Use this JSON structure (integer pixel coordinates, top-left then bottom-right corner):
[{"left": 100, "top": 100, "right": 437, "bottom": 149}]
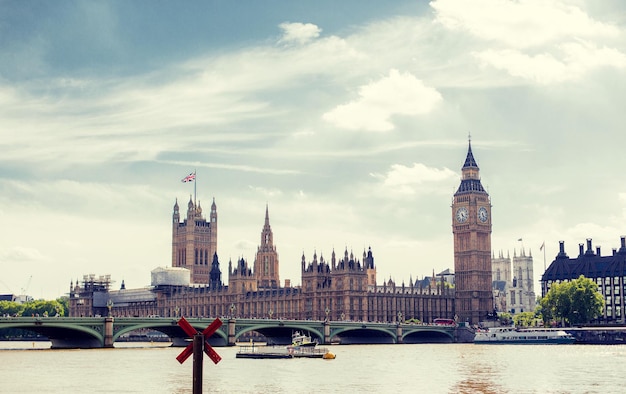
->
[{"left": 433, "top": 318, "right": 456, "bottom": 326}]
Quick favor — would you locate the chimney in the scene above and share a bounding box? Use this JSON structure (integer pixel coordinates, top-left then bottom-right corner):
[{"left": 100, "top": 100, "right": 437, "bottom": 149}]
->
[
  {"left": 557, "top": 241, "right": 568, "bottom": 258},
  {"left": 618, "top": 236, "right": 626, "bottom": 255},
  {"left": 596, "top": 246, "right": 601, "bottom": 256},
  {"left": 579, "top": 243, "right": 584, "bottom": 257}
]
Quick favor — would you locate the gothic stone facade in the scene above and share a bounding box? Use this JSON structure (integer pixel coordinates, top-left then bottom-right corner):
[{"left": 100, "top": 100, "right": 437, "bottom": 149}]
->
[
  {"left": 71, "top": 143, "right": 501, "bottom": 323},
  {"left": 492, "top": 249, "right": 536, "bottom": 314},
  {"left": 70, "top": 206, "right": 455, "bottom": 322},
  {"left": 452, "top": 141, "right": 494, "bottom": 324}
]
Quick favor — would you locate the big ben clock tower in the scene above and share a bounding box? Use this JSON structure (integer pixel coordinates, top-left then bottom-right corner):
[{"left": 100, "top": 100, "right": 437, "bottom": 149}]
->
[{"left": 452, "top": 139, "right": 493, "bottom": 324}]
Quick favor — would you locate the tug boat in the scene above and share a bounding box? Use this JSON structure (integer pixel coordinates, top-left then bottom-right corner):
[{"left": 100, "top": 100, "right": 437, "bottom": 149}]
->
[
  {"left": 474, "top": 327, "right": 576, "bottom": 344},
  {"left": 291, "top": 331, "right": 317, "bottom": 347}
]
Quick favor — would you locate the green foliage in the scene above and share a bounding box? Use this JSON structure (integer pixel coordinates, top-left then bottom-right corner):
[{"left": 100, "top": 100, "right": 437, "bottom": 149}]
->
[
  {"left": 0, "top": 300, "right": 24, "bottom": 316},
  {"left": 56, "top": 297, "right": 69, "bottom": 317},
  {"left": 497, "top": 312, "right": 512, "bottom": 325},
  {"left": 0, "top": 299, "right": 65, "bottom": 317},
  {"left": 513, "top": 311, "right": 537, "bottom": 327},
  {"left": 540, "top": 275, "right": 604, "bottom": 326},
  {"left": 21, "top": 299, "right": 64, "bottom": 317}
]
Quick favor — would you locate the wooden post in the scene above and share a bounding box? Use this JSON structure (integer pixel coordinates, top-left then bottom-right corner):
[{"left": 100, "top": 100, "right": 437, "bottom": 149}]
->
[{"left": 192, "top": 334, "right": 203, "bottom": 394}]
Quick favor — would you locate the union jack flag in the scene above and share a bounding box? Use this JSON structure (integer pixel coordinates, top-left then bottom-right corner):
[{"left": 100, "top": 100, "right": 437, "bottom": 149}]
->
[{"left": 181, "top": 172, "right": 196, "bottom": 183}]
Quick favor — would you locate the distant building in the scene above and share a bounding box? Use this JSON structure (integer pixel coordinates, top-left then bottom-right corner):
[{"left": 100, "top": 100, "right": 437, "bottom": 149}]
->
[
  {"left": 69, "top": 206, "right": 455, "bottom": 321},
  {"left": 492, "top": 251, "right": 511, "bottom": 313},
  {"left": 452, "top": 140, "right": 494, "bottom": 324},
  {"left": 0, "top": 294, "right": 16, "bottom": 302},
  {"left": 491, "top": 249, "right": 536, "bottom": 314},
  {"left": 171, "top": 197, "right": 218, "bottom": 284},
  {"left": 70, "top": 142, "right": 497, "bottom": 323},
  {"left": 542, "top": 237, "right": 626, "bottom": 324},
  {"left": 511, "top": 248, "right": 536, "bottom": 313}
]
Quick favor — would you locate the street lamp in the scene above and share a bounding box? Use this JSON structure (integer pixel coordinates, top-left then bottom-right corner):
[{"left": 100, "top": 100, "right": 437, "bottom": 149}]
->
[
  {"left": 106, "top": 299, "right": 113, "bottom": 317},
  {"left": 230, "top": 303, "right": 235, "bottom": 318},
  {"left": 397, "top": 311, "right": 403, "bottom": 324},
  {"left": 340, "top": 312, "right": 345, "bottom": 321},
  {"left": 174, "top": 306, "right": 180, "bottom": 317},
  {"left": 325, "top": 307, "right": 330, "bottom": 322},
  {"left": 268, "top": 309, "right": 274, "bottom": 320}
]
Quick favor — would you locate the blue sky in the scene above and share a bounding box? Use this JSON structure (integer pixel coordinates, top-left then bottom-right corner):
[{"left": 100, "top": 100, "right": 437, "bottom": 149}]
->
[{"left": 1, "top": 0, "right": 625, "bottom": 299}]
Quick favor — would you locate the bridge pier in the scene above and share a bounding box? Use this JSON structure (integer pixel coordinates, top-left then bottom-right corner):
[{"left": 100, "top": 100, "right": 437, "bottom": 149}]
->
[
  {"left": 323, "top": 320, "right": 330, "bottom": 344},
  {"left": 227, "top": 319, "right": 236, "bottom": 346},
  {"left": 104, "top": 317, "right": 114, "bottom": 348},
  {"left": 396, "top": 324, "right": 403, "bottom": 344}
]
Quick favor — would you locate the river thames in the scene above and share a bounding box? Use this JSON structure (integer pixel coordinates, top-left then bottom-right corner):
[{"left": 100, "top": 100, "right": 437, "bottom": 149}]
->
[{"left": 0, "top": 341, "right": 624, "bottom": 393}]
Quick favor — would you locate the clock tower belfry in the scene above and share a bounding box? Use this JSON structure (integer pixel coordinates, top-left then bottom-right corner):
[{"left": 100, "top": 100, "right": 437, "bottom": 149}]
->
[{"left": 452, "top": 139, "right": 493, "bottom": 324}]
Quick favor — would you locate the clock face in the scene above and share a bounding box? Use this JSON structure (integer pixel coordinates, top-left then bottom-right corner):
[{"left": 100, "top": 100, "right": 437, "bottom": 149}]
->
[
  {"left": 455, "top": 207, "right": 468, "bottom": 223},
  {"left": 478, "top": 207, "right": 488, "bottom": 223}
]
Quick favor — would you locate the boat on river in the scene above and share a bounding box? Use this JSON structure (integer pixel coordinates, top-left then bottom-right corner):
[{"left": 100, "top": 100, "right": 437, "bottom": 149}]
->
[
  {"left": 291, "top": 331, "right": 317, "bottom": 347},
  {"left": 236, "top": 331, "right": 334, "bottom": 359},
  {"left": 474, "top": 327, "right": 576, "bottom": 344},
  {"left": 236, "top": 344, "right": 292, "bottom": 359},
  {"left": 236, "top": 343, "right": 333, "bottom": 359}
]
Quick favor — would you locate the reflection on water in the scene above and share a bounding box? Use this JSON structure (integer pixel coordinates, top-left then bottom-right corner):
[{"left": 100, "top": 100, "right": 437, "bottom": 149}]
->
[
  {"left": 1, "top": 342, "right": 626, "bottom": 393},
  {"left": 453, "top": 346, "right": 506, "bottom": 394}
]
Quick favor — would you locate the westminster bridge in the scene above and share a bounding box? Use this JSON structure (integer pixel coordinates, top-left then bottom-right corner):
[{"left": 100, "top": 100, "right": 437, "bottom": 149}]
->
[{"left": 0, "top": 316, "right": 468, "bottom": 348}]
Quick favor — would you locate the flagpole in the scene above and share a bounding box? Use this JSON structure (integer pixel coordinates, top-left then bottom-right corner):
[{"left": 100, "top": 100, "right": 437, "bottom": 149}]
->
[
  {"left": 194, "top": 169, "right": 197, "bottom": 206},
  {"left": 543, "top": 242, "right": 546, "bottom": 271}
]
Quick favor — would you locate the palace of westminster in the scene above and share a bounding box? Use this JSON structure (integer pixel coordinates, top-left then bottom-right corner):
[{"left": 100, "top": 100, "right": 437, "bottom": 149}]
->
[{"left": 73, "top": 141, "right": 626, "bottom": 324}]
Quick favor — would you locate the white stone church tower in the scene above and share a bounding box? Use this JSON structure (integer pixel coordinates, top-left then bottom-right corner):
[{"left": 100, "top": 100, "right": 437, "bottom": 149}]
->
[{"left": 491, "top": 248, "right": 536, "bottom": 314}]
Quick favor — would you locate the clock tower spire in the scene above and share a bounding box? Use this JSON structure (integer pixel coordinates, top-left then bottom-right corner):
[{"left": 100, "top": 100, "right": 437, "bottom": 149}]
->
[{"left": 452, "top": 138, "right": 493, "bottom": 324}]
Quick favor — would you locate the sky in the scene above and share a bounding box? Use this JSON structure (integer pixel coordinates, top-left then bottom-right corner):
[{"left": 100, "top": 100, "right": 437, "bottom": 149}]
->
[{"left": 1, "top": 0, "right": 625, "bottom": 300}]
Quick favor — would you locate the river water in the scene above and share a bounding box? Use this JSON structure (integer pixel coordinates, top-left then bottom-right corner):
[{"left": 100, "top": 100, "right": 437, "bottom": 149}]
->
[{"left": 0, "top": 341, "right": 624, "bottom": 393}]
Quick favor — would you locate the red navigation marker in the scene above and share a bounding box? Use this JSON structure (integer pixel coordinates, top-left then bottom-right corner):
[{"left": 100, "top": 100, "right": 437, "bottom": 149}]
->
[{"left": 176, "top": 317, "right": 223, "bottom": 365}]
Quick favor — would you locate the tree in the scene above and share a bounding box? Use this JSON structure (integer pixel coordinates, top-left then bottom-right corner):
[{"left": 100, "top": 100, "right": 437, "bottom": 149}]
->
[
  {"left": 513, "top": 311, "right": 536, "bottom": 328},
  {"left": 21, "top": 300, "right": 65, "bottom": 317},
  {"left": 540, "top": 275, "right": 604, "bottom": 326},
  {"left": 56, "top": 296, "right": 69, "bottom": 316},
  {"left": 497, "top": 312, "right": 512, "bottom": 326},
  {"left": 0, "top": 300, "right": 24, "bottom": 316}
]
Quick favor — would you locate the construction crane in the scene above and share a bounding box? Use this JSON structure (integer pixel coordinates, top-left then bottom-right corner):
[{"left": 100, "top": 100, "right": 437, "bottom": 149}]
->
[
  {"left": 0, "top": 279, "right": 13, "bottom": 294},
  {"left": 20, "top": 275, "right": 32, "bottom": 295},
  {"left": 14, "top": 276, "right": 33, "bottom": 303}
]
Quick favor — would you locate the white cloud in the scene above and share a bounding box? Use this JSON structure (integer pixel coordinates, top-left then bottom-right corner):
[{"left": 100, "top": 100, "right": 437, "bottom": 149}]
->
[
  {"left": 431, "top": 0, "right": 620, "bottom": 49},
  {"left": 370, "top": 162, "right": 457, "bottom": 196},
  {"left": 431, "top": 0, "right": 626, "bottom": 83},
  {"left": 322, "top": 69, "right": 442, "bottom": 131},
  {"left": 0, "top": 246, "right": 47, "bottom": 263},
  {"left": 248, "top": 185, "right": 283, "bottom": 197},
  {"left": 278, "top": 22, "right": 322, "bottom": 45},
  {"left": 474, "top": 40, "right": 626, "bottom": 83}
]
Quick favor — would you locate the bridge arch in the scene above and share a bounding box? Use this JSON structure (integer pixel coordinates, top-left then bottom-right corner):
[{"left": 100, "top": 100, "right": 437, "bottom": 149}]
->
[
  {"left": 0, "top": 319, "right": 105, "bottom": 348},
  {"left": 330, "top": 325, "right": 397, "bottom": 344},
  {"left": 112, "top": 319, "right": 228, "bottom": 346},
  {"left": 402, "top": 326, "right": 454, "bottom": 343},
  {"left": 234, "top": 322, "right": 324, "bottom": 345}
]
